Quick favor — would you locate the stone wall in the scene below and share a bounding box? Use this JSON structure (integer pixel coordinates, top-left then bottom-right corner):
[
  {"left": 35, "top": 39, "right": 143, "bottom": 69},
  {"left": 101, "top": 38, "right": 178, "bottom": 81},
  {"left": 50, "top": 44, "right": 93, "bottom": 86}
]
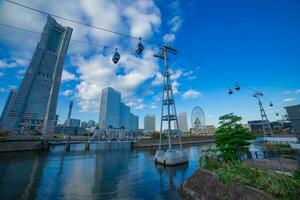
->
[{"left": 180, "top": 169, "right": 274, "bottom": 200}]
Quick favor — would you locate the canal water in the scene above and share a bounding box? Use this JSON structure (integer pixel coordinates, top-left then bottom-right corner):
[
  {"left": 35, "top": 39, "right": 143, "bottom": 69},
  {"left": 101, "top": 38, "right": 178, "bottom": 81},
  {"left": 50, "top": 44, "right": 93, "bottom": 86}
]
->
[{"left": 0, "top": 144, "right": 212, "bottom": 200}]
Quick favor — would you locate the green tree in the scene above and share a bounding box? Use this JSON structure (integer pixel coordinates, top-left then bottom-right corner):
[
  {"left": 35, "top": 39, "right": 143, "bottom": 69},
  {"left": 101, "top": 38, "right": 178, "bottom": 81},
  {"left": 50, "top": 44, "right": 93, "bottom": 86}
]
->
[{"left": 215, "top": 113, "right": 255, "bottom": 161}]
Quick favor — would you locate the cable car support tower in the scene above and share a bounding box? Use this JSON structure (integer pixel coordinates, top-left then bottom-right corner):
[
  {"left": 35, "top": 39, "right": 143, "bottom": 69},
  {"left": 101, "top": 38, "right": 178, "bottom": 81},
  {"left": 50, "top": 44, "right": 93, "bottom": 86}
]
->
[
  {"left": 253, "top": 92, "right": 273, "bottom": 137},
  {"left": 153, "top": 45, "right": 188, "bottom": 166}
]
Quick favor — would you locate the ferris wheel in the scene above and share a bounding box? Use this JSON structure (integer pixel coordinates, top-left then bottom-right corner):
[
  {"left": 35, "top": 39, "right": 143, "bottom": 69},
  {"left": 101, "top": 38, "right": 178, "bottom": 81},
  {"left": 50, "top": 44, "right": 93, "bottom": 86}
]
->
[{"left": 191, "top": 106, "right": 205, "bottom": 129}]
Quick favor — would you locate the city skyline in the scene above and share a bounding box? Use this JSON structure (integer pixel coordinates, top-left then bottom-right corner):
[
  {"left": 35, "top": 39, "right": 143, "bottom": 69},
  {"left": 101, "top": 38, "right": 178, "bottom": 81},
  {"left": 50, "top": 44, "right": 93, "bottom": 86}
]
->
[{"left": 0, "top": 0, "right": 300, "bottom": 128}]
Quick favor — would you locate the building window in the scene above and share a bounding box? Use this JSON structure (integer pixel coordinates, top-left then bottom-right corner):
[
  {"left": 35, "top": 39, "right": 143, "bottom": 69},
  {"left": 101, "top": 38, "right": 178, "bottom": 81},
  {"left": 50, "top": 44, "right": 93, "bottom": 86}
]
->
[{"left": 48, "top": 29, "right": 62, "bottom": 52}]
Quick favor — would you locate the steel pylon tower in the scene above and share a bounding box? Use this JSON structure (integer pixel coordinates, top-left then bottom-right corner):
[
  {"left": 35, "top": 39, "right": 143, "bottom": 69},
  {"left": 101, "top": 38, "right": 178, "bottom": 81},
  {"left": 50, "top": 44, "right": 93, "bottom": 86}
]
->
[
  {"left": 154, "top": 45, "right": 182, "bottom": 151},
  {"left": 253, "top": 92, "right": 273, "bottom": 136}
]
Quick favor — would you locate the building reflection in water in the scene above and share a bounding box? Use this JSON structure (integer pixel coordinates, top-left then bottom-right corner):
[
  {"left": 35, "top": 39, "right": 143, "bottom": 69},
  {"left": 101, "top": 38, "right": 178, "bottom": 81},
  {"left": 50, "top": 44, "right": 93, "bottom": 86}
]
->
[
  {"left": 155, "top": 163, "right": 188, "bottom": 200},
  {"left": 0, "top": 152, "right": 46, "bottom": 199}
]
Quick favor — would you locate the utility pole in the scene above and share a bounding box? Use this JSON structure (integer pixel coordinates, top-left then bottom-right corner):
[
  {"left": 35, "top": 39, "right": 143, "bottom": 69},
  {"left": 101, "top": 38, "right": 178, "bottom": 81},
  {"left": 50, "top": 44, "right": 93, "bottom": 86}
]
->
[
  {"left": 154, "top": 45, "right": 182, "bottom": 151},
  {"left": 253, "top": 92, "right": 273, "bottom": 137}
]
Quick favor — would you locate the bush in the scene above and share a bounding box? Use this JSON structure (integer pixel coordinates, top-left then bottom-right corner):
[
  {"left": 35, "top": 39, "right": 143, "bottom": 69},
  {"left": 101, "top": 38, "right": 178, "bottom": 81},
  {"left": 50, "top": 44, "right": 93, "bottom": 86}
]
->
[
  {"left": 202, "top": 159, "right": 300, "bottom": 200},
  {"left": 0, "top": 129, "right": 11, "bottom": 137}
]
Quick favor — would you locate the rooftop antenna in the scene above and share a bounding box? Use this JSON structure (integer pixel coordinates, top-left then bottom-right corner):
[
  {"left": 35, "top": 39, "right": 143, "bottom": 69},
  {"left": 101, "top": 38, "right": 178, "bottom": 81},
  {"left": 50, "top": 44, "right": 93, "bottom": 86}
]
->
[
  {"left": 253, "top": 91, "right": 273, "bottom": 137},
  {"left": 153, "top": 45, "right": 188, "bottom": 166}
]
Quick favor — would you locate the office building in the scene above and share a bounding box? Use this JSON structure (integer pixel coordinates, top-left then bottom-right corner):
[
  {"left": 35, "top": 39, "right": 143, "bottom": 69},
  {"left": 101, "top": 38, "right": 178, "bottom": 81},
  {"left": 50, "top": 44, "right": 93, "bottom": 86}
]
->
[
  {"left": 88, "top": 120, "right": 96, "bottom": 127},
  {"left": 0, "top": 16, "right": 72, "bottom": 134},
  {"left": 120, "top": 102, "right": 130, "bottom": 129},
  {"left": 130, "top": 113, "right": 139, "bottom": 131},
  {"left": 178, "top": 112, "right": 188, "bottom": 132},
  {"left": 99, "top": 87, "right": 121, "bottom": 128},
  {"left": 285, "top": 104, "right": 300, "bottom": 135},
  {"left": 81, "top": 121, "right": 88, "bottom": 129},
  {"left": 68, "top": 119, "right": 81, "bottom": 128},
  {"left": 98, "top": 87, "right": 138, "bottom": 131},
  {"left": 0, "top": 89, "right": 18, "bottom": 126},
  {"left": 144, "top": 114, "right": 156, "bottom": 132}
]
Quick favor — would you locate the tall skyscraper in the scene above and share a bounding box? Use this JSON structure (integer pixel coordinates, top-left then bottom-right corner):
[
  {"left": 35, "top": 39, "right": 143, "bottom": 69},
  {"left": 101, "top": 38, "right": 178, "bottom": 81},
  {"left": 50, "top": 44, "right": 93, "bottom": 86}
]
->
[
  {"left": 0, "top": 16, "right": 72, "bottom": 134},
  {"left": 120, "top": 102, "right": 130, "bottom": 129},
  {"left": 99, "top": 87, "right": 121, "bottom": 128},
  {"left": 67, "top": 100, "right": 73, "bottom": 120},
  {"left": 178, "top": 112, "right": 188, "bottom": 132},
  {"left": 144, "top": 114, "right": 156, "bottom": 132},
  {"left": 99, "top": 87, "right": 138, "bottom": 131},
  {"left": 0, "top": 89, "right": 18, "bottom": 125}
]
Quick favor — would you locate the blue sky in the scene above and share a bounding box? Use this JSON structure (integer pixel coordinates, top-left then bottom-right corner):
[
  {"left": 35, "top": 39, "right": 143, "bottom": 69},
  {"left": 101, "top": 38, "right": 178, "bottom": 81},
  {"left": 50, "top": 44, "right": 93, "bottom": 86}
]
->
[{"left": 0, "top": 0, "right": 300, "bottom": 129}]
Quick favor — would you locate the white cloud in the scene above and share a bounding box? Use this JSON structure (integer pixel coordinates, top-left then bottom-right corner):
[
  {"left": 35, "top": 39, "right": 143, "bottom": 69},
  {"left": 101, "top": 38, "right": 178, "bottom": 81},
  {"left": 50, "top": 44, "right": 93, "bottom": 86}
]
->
[
  {"left": 172, "top": 80, "right": 180, "bottom": 95},
  {"left": 149, "top": 103, "right": 157, "bottom": 109},
  {"left": 170, "top": 16, "right": 182, "bottom": 32},
  {"left": 170, "top": 69, "right": 182, "bottom": 81},
  {"left": 295, "top": 89, "right": 300, "bottom": 94},
  {"left": 60, "top": 89, "right": 73, "bottom": 96},
  {"left": 122, "top": 0, "right": 161, "bottom": 38},
  {"left": 125, "top": 97, "right": 145, "bottom": 109},
  {"left": 61, "top": 70, "right": 77, "bottom": 82},
  {"left": 151, "top": 72, "right": 163, "bottom": 86},
  {"left": 0, "top": 0, "right": 162, "bottom": 112},
  {"left": 73, "top": 49, "right": 158, "bottom": 111},
  {"left": 0, "top": 87, "right": 5, "bottom": 92},
  {"left": 182, "top": 89, "right": 202, "bottom": 99},
  {"left": 282, "top": 97, "right": 296, "bottom": 102},
  {"left": 0, "top": 58, "right": 28, "bottom": 69},
  {"left": 163, "top": 33, "right": 175, "bottom": 43},
  {"left": 282, "top": 90, "right": 292, "bottom": 95}
]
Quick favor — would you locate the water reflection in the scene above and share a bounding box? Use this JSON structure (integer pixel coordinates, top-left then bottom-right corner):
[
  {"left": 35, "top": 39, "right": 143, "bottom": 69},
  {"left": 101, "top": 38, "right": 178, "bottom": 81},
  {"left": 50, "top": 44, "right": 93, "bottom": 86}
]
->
[
  {"left": 155, "top": 164, "right": 188, "bottom": 200},
  {"left": 0, "top": 144, "right": 210, "bottom": 200}
]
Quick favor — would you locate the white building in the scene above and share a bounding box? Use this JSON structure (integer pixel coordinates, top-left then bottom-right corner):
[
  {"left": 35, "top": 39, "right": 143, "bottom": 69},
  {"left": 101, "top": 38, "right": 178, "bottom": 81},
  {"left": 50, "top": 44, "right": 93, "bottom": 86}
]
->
[
  {"left": 98, "top": 87, "right": 138, "bottom": 131},
  {"left": 178, "top": 112, "right": 188, "bottom": 132},
  {"left": 144, "top": 114, "right": 156, "bottom": 132}
]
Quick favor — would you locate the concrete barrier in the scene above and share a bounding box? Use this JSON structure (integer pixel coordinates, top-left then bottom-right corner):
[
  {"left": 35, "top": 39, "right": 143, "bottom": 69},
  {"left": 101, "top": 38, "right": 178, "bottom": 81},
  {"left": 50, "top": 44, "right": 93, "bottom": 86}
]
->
[{"left": 0, "top": 140, "right": 49, "bottom": 152}]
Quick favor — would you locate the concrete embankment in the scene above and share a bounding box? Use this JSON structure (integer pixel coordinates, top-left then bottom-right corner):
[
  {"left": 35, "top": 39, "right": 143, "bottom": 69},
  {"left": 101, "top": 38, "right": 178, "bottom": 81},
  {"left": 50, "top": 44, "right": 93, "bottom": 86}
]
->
[
  {"left": 132, "top": 136, "right": 214, "bottom": 148},
  {"left": 180, "top": 169, "right": 274, "bottom": 200},
  {"left": 0, "top": 140, "right": 50, "bottom": 153}
]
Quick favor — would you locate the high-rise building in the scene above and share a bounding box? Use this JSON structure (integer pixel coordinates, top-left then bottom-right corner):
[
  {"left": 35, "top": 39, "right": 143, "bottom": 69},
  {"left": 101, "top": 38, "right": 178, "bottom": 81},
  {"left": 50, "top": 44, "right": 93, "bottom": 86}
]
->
[
  {"left": 144, "top": 114, "right": 156, "bottom": 132},
  {"left": 120, "top": 102, "right": 130, "bottom": 129},
  {"left": 99, "top": 87, "right": 121, "bottom": 128},
  {"left": 0, "top": 89, "right": 18, "bottom": 126},
  {"left": 67, "top": 100, "right": 73, "bottom": 120},
  {"left": 69, "top": 119, "right": 81, "bottom": 128},
  {"left": 285, "top": 104, "right": 300, "bottom": 135},
  {"left": 178, "top": 112, "right": 188, "bottom": 132},
  {"left": 0, "top": 16, "right": 72, "bottom": 134},
  {"left": 130, "top": 113, "right": 139, "bottom": 131},
  {"left": 81, "top": 121, "right": 88, "bottom": 129},
  {"left": 88, "top": 120, "right": 96, "bottom": 127},
  {"left": 99, "top": 87, "right": 138, "bottom": 131}
]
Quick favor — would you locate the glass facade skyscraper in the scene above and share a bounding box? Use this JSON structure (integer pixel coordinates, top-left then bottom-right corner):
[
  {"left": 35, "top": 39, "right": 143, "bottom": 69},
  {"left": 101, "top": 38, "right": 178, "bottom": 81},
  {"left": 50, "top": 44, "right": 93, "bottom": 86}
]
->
[
  {"left": 99, "top": 87, "right": 139, "bottom": 131},
  {"left": 0, "top": 16, "right": 72, "bottom": 134},
  {"left": 144, "top": 114, "right": 156, "bottom": 132}
]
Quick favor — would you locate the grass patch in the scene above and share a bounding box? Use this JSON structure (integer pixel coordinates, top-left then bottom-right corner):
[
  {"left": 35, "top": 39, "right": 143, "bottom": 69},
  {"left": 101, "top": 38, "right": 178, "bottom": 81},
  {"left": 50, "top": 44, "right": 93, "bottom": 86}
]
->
[{"left": 202, "top": 159, "right": 300, "bottom": 200}]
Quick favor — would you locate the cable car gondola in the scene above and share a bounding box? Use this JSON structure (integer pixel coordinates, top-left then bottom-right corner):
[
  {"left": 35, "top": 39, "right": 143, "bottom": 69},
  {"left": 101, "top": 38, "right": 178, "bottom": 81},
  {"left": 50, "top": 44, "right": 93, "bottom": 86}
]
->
[
  {"left": 228, "top": 88, "right": 233, "bottom": 95},
  {"left": 269, "top": 102, "right": 273, "bottom": 107},
  {"left": 135, "top": 37, "right": 144, "bottom": 55},
  {"left": 276, "top": 112, "right": 279, "bottom": 116},
  {"left": 235, "top": 84, "right": 240, "bottom": 91},
  {"left": 112, "top": 49, "right": 120, "bottom": 64}
]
